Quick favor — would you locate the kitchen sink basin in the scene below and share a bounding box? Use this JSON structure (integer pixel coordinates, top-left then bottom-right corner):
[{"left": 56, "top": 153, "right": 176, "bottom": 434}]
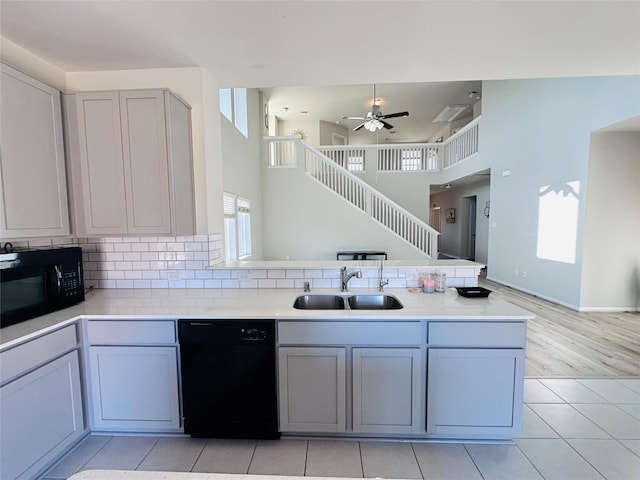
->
[
  {"left": 293, "top": 294, "right": 403, "bottom": 310},
  {"left": 347, "top": 294, "right": 403, "bottom": 310},
  {"left": 293, "top": 295, "right": 346, "bottom": 310}
]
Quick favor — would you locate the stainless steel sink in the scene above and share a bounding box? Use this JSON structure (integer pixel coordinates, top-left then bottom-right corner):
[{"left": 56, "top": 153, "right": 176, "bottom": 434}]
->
[
  {"left": 293, "top": 294, "right": 403, "bottom": 310},
  {"left": 347, "top": 294, "right": 403, "bottom": 310},
  {"left": 293, "top": 295, "right": 346, "bottom": 310}
]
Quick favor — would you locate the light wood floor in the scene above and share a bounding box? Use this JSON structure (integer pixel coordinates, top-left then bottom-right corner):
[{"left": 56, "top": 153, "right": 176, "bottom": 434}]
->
[{"left": 480, "top": 278, "right": 640, "bottom": 378}]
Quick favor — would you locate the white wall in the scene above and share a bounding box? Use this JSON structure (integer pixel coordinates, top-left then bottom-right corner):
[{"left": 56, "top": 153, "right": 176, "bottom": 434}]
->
[
  {"left": 278, "top": 118, "right": 319, "bottom": 145},
  {"left": 481, "top": 76, "right": 640, "bottom": 309},
  {"left": 261, "top": 163, "right": 427, "bottom": 261},
  {"left": 580, "top": 130, "right": 640, "bottom": 311},
  {"left": 319, "top": 121, "right": 349, "bottom": 146},
  {"left": 220, "top": 88, "right": 264, "bottom": 259}
]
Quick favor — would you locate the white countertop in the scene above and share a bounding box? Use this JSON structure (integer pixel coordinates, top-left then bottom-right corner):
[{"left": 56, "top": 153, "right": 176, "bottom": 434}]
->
[{"left": 0, "top": 287, "right": 533, "bottom": 348}]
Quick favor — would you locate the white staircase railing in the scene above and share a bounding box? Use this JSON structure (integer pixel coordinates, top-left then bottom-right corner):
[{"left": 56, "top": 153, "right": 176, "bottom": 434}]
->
[{"left": 266, "top": 137, "right": 439, "bottom": 258}]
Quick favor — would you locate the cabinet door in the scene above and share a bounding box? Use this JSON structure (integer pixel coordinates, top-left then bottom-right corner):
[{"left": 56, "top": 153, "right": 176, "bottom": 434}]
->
[
  {"left": 427, "top": 348, "right": 524, "bottom": 437},
  {"left": 278, "top": 347, "right": 346, "bottom": 433},
  {"left": 0, "top": 64, "right": 70, "bottom": 238},
  {"left": 88, "top": 346, "right": 180, "bottom": 431},
  {"left": 352, "top": 348, "right": 422, "bottom": 434},
  {"left": 119, "top": 90, "right": 172, "bottom": 234},
  {"left": 0, "top": 351, "right": 84, "bottom": 480},
  {"left": 73, "top": 91, "right": 128, "bottom": 235}
]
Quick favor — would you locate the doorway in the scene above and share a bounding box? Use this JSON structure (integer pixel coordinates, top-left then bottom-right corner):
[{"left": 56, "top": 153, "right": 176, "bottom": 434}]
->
[{"left": 461, "top": 196, "right": 477, "bottom": 261}]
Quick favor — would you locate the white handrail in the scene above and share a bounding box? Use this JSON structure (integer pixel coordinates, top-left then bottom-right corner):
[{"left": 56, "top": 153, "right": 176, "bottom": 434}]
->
[{"left": 303, "top": 142, "right": 439, "bottom": 258}]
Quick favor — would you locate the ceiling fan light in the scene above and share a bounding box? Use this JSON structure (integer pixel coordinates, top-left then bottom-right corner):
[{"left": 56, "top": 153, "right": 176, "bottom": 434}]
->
[{"left": 364, "top": 119, "right": 384, "bottom": 132}]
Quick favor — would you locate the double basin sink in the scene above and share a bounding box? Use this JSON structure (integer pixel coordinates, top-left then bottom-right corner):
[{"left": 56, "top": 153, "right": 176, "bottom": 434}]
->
[{"left": 293, "top": 294, "right": 403, "bottom": 310}]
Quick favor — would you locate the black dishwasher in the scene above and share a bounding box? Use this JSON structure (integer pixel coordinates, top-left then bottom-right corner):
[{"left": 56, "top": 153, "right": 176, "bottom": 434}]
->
[{"left": 178, "top": 319, "right": 279, "bottom": 439}]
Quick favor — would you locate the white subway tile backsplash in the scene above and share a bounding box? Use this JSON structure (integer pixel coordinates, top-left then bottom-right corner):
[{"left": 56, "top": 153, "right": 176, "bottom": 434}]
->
[
  {"left": 113, "top": 243, "right": 132, "bottom": 252},
  {"left": 204, "top": 279, "right": 222, "bottom": 288},
  {"left": 276, "top": 279, "right": 295, "bottom": 288},
  {"left": 74, "top": 234, "right": 479, "bottom": 290},
  {"left": 285, "top": 269, "right": 304, "bottom": 278},
  {"left": 304, "top": 269, "right": 323, "bottom": 279},
  {"left": 258, "top": 279, "right": 277, "bottom": 288},
  {"left": 131, "top": 243, "right": 149, "bottom": 252},
  {"left": 213, "top": 270, "right": 231, "bottom": 279},
  {"left": 195, "top": 270, "right": 213, "bottom": 279}
]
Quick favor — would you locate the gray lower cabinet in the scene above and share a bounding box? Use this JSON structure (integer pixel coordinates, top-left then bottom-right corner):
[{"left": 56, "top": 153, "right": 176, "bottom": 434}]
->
[
  {"left": 277, "top": 321, "right": 424, "bottom": 435},
  {"left": 278, "top": 346, "right": 346, "bottom": 433},
  {"left": 65, "top": 89, "right": 194, "bottom": 236},
  {"left": 88, "top": 345, "right": 181, "bottom": 431},
  {"left": 0, "top": 64, "right": 70, "bottom": 238},
  {"left": 352, "top": 347, "right": 421, "bottom": 434},
  {"left": 426, "top": 348, "right": 525, "bottom": 436},
  {"left": 85, "top": 319, "right": 181, "bottom": 432},
  {"left": 0, "top": 326, "right": 84, "bottom": 480}
]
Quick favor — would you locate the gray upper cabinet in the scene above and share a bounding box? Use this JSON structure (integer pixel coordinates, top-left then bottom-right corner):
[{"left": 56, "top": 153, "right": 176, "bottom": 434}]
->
[
  {"left": 0, "top": 64, "right": 70, "bottom": 239},
  {"left": 65, "top": 89, "right": 195, "bottom": 236}
]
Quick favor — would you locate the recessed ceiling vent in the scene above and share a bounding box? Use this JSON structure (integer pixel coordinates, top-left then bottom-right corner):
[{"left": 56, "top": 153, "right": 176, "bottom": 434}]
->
[{"left": 432, "top": 105, "right": 470, "bottom": 123}]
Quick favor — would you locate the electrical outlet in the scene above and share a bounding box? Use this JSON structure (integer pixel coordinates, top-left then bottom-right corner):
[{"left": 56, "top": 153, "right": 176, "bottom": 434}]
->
[
  {"left": 522, "top": 270, "right": 527, "bottom": 278},
  {"left": 237, "top": 272, "right": 251, "bottom": 280},
  {"left": 167, "top": 271, "right": 180, "bottom": 280}
]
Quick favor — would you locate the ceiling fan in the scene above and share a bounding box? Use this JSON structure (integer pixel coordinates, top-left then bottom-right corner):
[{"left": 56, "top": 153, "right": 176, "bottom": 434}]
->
[{"left": 343, "top": 85, "right": 409, "bottom": 132}]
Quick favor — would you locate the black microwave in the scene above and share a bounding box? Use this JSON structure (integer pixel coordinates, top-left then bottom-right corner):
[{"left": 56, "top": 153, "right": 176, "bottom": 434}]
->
[{"left": 0, "top": 246, "right": 85, "bottom": 328}]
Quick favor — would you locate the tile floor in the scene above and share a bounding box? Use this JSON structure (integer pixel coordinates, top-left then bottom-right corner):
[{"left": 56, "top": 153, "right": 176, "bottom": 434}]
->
[{"left": 41, "top": 379, "right": 640, "bottom": 480}]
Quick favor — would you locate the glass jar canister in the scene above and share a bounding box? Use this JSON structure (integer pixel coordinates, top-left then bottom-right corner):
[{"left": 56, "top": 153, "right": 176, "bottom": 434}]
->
[
  {"left": 434, "top": 272, "right": 446, "bottom": 292},
  {"left": 422, "top": 273, "right": 435, "bottom": 293}
]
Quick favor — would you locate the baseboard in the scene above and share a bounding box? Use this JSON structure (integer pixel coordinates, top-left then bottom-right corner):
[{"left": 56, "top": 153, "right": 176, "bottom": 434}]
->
[{"left": 485, "top": 276, "right": 581, "bottom": 311}]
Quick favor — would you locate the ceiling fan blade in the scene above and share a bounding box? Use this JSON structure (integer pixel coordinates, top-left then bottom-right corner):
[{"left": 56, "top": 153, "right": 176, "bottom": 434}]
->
[
  {"left": 343, "top": 116, "right": 367, "bottom": 120},
  {"left": 381, "top": 111, "right": 409, "bottom": 119},
  {"left": 381, "top": 121, "right": 394, "bottom": 130},
  {"left": 353, "top": 122, "right": 367, "bottom": 132}
]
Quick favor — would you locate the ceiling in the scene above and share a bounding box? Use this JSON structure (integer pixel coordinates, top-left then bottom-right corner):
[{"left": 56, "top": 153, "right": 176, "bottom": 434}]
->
[
  {"left": 1, "top": 1, "right": 638, "bottom": 88},
  {"left": 1, "top": 1, "right": 637, "bottom": 146},
  {"left": 263, "top": 81, "right": 482, "bottom": 143}
]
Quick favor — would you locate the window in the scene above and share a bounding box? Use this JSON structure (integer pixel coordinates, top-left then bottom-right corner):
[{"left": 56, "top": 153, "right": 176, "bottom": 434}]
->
[
  {"left": 219, "top": 88, "right": 232, "bottom": 122},
  {"left": 219, "top": 87, "right": 248, "bottom": 138},
  {"left": 401, "top": 149, "right": 422, "bottom": 171},
  {"left": 234, "top": 88, "right": 248, "bottom": 137},
  {"left": 347, "top": 155, "right": 364, "bottom": 172},
  {"left": 236, "top": 196, "right": 251, "bottom": 258},
  {"left": 223, "top": 192, "right": 252, "bottom": 261}
]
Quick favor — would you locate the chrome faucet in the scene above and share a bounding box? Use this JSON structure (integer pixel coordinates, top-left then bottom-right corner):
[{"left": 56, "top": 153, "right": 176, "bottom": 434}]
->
[
  {"left": 340, "top": 266, "right": 362, "bottom": 292},
  {"left": 378, "top": 260, "right": 388, "bottom": 291}
]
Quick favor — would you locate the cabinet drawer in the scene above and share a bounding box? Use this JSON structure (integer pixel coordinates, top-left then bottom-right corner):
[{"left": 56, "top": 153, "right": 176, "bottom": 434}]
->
[
  {"left": 1, "top": 324, "right": 78, "bottom": 384},
  {"left": 278, "top": 321, "right": 421, "bottom": 346},
  {"left": 87, "top": 320, "right": 176, "bottom": 345},
  {"left": 428, "top": 322, "right": 526, "bottom": 347}
]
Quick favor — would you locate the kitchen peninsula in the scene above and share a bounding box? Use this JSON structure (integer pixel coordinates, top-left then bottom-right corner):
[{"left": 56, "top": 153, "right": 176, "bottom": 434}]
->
[{"left": 1, "top": 285, "right": 532, "bottom": 479}]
